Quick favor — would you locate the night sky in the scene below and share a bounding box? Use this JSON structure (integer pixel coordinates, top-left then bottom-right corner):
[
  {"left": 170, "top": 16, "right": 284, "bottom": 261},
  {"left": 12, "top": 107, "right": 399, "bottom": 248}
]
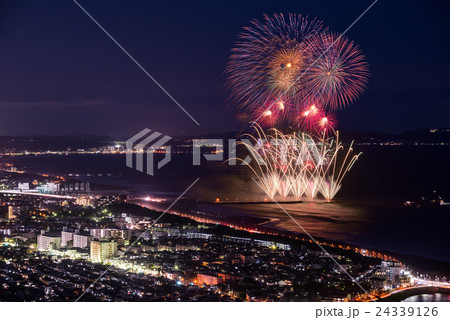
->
[{"left": 0, "top": 0, "right": 449, "bottom": 137}]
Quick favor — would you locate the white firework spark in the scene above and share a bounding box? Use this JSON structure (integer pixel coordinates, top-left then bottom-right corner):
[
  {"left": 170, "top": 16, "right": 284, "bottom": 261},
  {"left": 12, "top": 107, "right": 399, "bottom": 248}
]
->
[{"left": 234, "top": 124, "right": 361, "bottom": 202}]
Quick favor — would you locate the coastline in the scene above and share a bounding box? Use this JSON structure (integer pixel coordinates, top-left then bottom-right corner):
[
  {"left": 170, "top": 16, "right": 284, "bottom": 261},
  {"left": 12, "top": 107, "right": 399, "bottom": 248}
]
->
[
  {"left": 2, "top": 161, "right": 450, "bottom": 302},
  {"left": 132, "top": 199, "right": 450, "bottom": 279},
  {"left": 2, "top": 154, "right": 450, "bottom": 279}
]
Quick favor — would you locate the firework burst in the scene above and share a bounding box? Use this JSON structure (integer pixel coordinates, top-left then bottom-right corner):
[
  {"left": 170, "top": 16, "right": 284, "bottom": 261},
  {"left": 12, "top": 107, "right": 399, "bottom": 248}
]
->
[
  {"left": 316, "top": 111, "right": 337, "bottom": 135},
  {"left": 226, "top": 14, "right": 369, "bottom": 131},
  {"left": 303, "top": 32, "right": 370, "bottom": 110},
  {"left": 296, "top": 102, "right": 324, "bottom": 132},
  {"left": 226, "top": 13, "right": 368, "bottom": 201},
  {"left": 226, "top": 13, "right": 323, "bottom": 118}
]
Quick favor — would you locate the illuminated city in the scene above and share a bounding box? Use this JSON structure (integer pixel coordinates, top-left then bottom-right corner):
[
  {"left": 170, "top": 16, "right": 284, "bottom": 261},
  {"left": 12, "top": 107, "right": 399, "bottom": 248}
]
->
[{"left": 0, "top": 1, "right": 450, "bottom": 318}]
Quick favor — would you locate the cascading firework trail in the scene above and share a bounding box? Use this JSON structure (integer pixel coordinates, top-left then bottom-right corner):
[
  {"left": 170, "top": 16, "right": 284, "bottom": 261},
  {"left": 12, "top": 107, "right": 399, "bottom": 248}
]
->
[{"left": 234, "top": 124, "right": 361, "bottom": 202}]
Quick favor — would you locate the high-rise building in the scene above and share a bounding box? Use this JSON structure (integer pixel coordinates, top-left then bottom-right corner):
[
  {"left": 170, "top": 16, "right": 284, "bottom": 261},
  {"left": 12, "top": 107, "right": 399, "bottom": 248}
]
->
[
  {"left": 197, "top": 273, "right": 223, "bottom": 286},
  {"left": 61, "top": 231, "right": 74, "bottom": 248},
  {"left": 90, "top": 240, "right": 118, "bottom": 262},
  {"left": 36, "top": 182, "right": 60, "bottom": 194},
  {"left": 381, "top": 261, "right": 403, "bottom": 283},
  {"left": 18, "top": 182, "right": 30, "bottom": 190},
  {"left": 75, "top": 197, "right": 94, "bottom": 207},
  {"left": 90, "top": 228, "right": 131, "bottom": 240},
  {"left": 37, "top": 232, "right": 61, "bottom": 251},
  {"left": 8, "top": 206, "right": 20, "bottom": 221},
  {"left": 73, "top": 233, "right": 92, "bottom": 249}
]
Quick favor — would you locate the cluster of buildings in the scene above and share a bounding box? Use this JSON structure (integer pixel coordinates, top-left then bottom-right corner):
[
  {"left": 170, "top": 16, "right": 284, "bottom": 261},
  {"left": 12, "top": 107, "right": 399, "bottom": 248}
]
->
[
  {"left": 38, "top": 229, "right": 118, "bottom": 263},
  {"left": 370, "top": 260, "right": 413, "bottom": 291},
  {"left": 1, "top": 197, "right": 389, "bottom": 302},
  {"left": 13, "top": 181, "right": 91, "bottom": 195},
  {"left": 0, "top": 170, "right": 423, "bottom": 302}
]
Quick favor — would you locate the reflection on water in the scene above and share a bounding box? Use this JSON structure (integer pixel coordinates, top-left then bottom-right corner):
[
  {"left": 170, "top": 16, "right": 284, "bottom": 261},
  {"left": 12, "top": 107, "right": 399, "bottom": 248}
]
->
[
  {"left": 402, "top": 293, "right": 450, "bottom": 302},
  {"left": 198, "top": 201, "right": 363, "bottom": 239},
  {"left": 197, "top": 199, "right": 450, "bottom": 262}
]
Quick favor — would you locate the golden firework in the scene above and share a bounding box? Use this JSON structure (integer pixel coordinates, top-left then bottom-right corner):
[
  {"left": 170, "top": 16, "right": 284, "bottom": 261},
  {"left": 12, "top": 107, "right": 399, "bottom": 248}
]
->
[{"left": 267, "top": 48, "right": 304, "bottom": 92}]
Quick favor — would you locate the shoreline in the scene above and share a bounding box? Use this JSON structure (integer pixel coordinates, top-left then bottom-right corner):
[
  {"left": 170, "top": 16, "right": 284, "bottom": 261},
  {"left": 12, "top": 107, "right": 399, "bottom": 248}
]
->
[
  {"left": 132, "top": 199, "right": 450, "bottom": 279},
  {"left": 3, "top": 157, "right": 449, "bottom": 279}
]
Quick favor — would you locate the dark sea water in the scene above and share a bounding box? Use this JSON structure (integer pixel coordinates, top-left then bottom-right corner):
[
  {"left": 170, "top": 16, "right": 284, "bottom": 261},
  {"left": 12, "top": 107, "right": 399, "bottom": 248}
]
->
[
  {"left": 402, "top": 293, "right": 450, "bottom": 302},
  {"left": 2, "top": 145, "right": 450, "bottom": 264}
]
